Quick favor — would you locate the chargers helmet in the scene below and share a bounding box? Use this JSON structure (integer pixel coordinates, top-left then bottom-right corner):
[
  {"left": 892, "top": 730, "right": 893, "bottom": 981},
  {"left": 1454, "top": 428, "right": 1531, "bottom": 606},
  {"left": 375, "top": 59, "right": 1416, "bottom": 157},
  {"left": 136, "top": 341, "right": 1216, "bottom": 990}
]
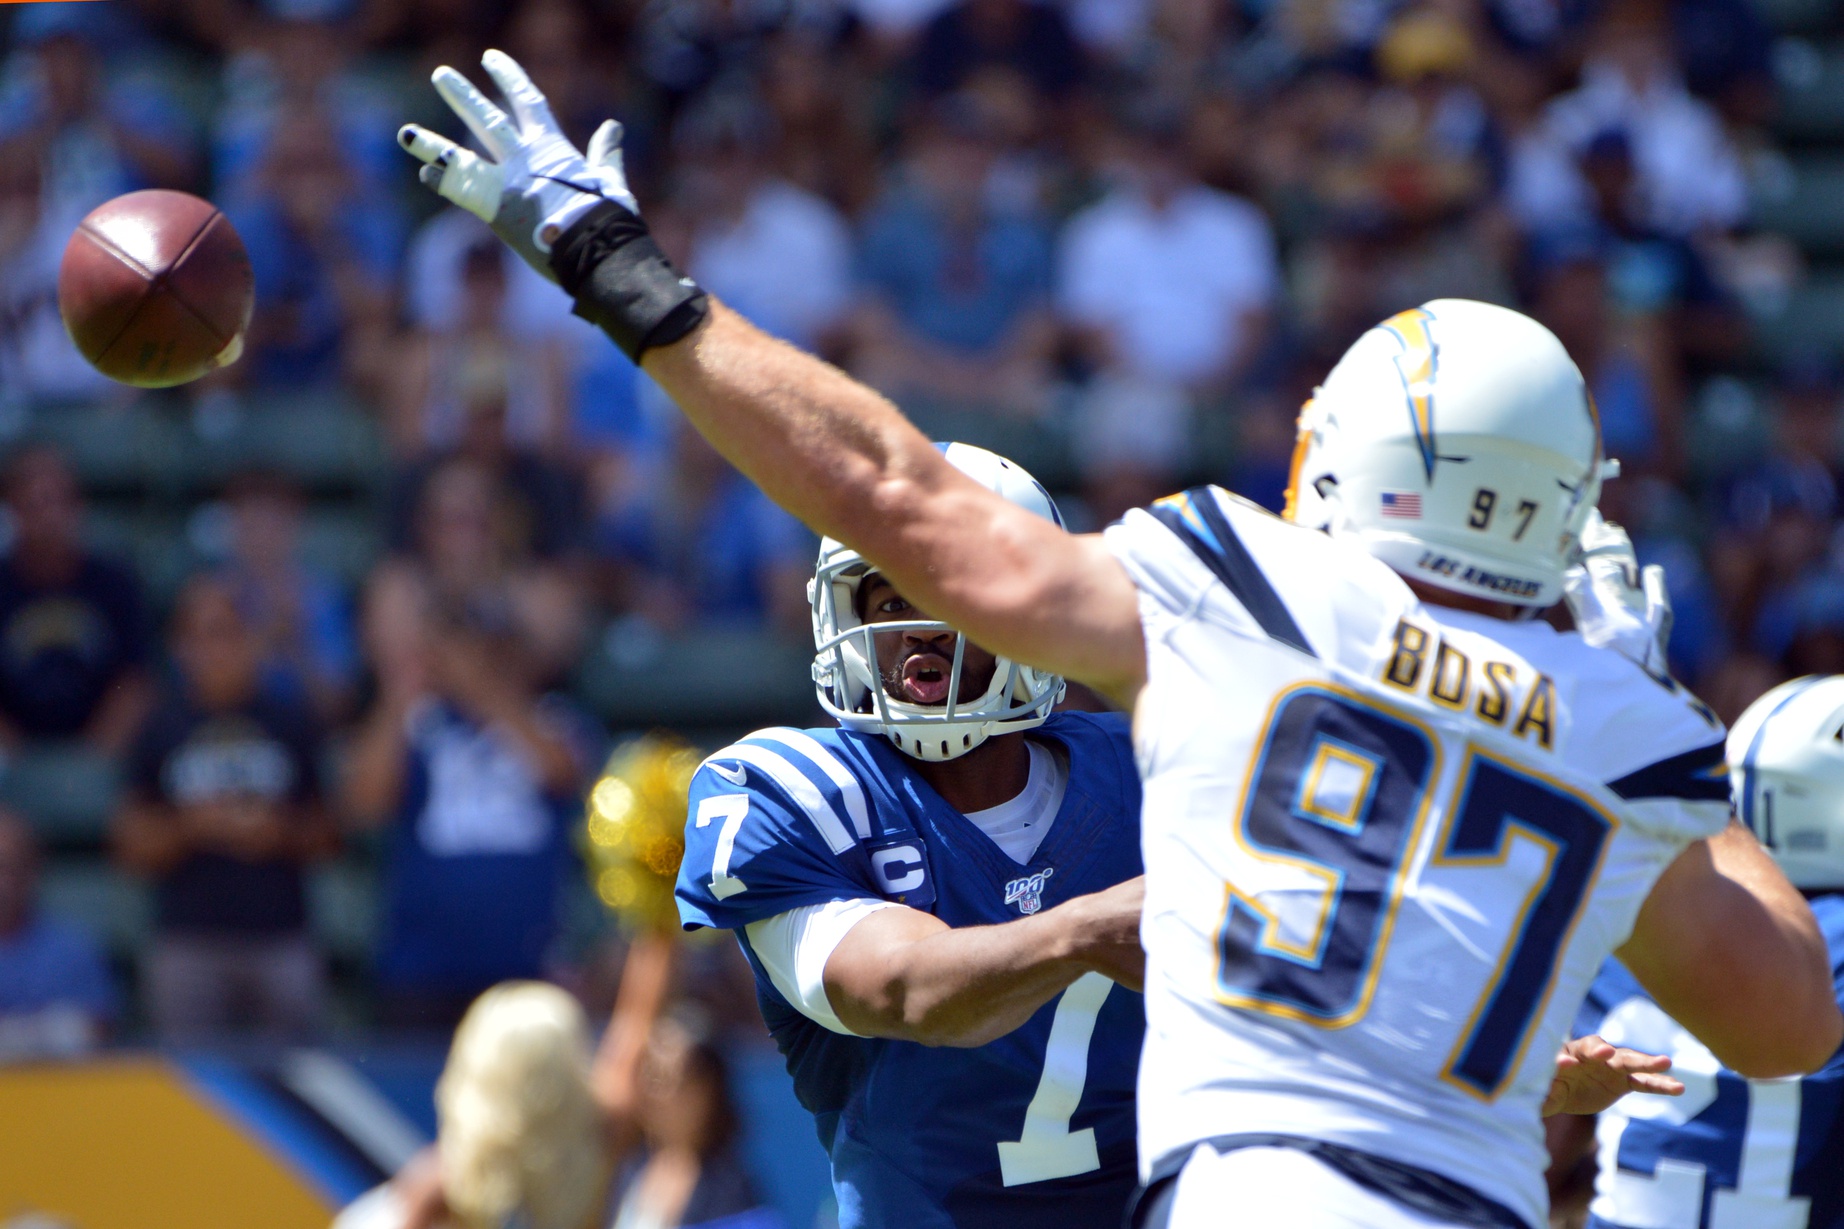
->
[
  {"left": 810, "top": 443, "right": 1067, "bottom": 762},
  {"left": 1728, "top": 675, "right": 1844, "bottom": 890},
  {"left": 1286, "top": 299, "right": 1613, "bottom": 608}
]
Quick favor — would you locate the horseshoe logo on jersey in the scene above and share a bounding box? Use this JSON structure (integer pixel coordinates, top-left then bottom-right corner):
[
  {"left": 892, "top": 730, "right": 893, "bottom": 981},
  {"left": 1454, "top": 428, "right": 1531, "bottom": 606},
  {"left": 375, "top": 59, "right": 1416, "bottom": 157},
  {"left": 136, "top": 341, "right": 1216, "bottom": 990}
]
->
[
  {"left": 1004, "top": 867, "right": 1056, "bottom": 915},
  {"left": 1381, "top": 307, "right": 1440, "bottom": 481}
]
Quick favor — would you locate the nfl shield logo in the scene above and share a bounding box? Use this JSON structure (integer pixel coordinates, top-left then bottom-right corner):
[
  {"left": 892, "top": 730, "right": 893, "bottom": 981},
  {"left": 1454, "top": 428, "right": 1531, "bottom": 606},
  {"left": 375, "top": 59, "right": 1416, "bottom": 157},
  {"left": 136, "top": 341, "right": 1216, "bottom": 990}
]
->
[{"left": 1003, "top": 867, "right": 1056, "bottom": 915}]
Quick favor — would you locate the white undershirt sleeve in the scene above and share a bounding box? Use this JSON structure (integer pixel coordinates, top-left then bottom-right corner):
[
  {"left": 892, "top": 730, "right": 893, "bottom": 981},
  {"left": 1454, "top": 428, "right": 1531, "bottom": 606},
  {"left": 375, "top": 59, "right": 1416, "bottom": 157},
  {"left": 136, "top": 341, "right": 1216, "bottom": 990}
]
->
[{"left": 744, "top": 898, "right": 902, "bottom": 1036}]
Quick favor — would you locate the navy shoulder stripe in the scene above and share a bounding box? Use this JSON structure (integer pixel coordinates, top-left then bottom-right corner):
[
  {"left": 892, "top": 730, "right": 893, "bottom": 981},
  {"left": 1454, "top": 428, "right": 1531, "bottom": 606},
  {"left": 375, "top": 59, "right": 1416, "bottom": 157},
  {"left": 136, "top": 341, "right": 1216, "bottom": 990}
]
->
[
  {"left": 1606, "top": 741, "right": 1731, "bottom": 803},
  {"left": 1148, "top": 488, "right": 1315, "bottom": 658}
]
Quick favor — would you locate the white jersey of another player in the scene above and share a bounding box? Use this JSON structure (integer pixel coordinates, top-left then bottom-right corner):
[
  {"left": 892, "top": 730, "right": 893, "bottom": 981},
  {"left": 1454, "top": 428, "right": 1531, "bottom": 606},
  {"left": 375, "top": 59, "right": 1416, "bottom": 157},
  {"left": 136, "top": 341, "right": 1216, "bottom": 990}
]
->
[{"left": 1105, "top": 485, "right": 1729, "bottom": 1228}]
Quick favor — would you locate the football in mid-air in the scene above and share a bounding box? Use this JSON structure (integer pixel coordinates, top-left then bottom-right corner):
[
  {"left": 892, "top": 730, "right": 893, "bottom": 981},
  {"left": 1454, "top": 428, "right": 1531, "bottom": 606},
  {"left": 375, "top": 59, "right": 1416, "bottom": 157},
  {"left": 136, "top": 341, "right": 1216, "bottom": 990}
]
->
[{"left": 58, "top": 189, "right": 254, "bottom": 389}]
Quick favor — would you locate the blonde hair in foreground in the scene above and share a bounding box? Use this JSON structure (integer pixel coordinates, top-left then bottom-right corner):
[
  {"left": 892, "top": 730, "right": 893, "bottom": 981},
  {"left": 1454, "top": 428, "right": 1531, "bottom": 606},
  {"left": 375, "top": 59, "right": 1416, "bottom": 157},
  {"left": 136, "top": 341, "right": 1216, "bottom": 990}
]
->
[{"left": 437, "top": 981, "right": 610, "bottom": 1229}]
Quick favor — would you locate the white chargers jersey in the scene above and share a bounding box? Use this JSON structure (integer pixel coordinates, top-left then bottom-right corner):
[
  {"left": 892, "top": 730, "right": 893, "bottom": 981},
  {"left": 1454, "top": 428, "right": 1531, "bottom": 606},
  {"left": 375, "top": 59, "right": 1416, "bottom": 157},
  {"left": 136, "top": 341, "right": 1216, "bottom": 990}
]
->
[{"left": 1103, "top": 487, "right": 1730, "bottom": 1229}]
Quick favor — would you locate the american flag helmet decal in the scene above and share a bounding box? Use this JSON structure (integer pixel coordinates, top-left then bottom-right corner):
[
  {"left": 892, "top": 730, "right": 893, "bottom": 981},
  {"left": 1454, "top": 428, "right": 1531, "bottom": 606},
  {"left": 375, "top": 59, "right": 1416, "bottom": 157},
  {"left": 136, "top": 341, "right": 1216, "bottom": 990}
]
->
[{"left": 1380, "top": 491, "right": 1422, "bottom": 518}]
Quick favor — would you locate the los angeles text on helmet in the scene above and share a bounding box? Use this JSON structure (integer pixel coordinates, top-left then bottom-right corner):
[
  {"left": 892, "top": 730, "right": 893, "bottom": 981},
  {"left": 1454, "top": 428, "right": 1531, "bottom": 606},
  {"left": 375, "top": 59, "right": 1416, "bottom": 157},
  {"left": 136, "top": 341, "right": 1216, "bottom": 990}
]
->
[{"left": 1414, "top": 550, "right": 1545, "bottom": 601}]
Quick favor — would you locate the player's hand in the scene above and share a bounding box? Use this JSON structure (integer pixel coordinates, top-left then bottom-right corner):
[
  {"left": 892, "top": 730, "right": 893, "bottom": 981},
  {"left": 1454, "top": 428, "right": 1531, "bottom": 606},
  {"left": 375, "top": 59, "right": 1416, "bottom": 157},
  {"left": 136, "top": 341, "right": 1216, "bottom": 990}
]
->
[
  {"left": 1068, "top": 876, "right": 1146, "bottom": 992},
  {"left": 1562, "top": 510, "right": 1672, "bottom": 677},
  {"left": 398, "top": 50, "right": 637, "bottom": 282},
  {"left": 1542, "top": 1034, "right": 1684, "bottom": 1117}
]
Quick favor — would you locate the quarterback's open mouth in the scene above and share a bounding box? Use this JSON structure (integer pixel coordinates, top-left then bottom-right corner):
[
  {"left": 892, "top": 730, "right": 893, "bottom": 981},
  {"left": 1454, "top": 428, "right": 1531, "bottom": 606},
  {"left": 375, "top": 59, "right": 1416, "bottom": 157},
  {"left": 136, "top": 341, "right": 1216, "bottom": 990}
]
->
[{"left": 900, "top": 652, "right": 953, "bottom": 706}]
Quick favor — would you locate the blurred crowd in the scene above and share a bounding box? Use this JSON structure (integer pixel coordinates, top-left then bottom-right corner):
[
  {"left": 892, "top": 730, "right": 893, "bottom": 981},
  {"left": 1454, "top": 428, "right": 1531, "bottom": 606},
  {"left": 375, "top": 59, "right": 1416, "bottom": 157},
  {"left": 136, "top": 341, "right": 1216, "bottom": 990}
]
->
[{"left": 0, "top": 0, "right": 1834, "bottom": 1044}]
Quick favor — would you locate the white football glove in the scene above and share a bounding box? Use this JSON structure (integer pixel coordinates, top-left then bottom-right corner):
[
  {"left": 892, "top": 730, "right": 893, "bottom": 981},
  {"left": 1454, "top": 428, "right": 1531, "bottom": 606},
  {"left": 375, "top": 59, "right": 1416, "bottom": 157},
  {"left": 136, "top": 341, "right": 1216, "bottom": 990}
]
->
[
  {"left": 1563, "top": 509, "right": 1673, "bottom": 676},
  {"left": 398, "top": 49, "right": 637, "bottom": 282}
]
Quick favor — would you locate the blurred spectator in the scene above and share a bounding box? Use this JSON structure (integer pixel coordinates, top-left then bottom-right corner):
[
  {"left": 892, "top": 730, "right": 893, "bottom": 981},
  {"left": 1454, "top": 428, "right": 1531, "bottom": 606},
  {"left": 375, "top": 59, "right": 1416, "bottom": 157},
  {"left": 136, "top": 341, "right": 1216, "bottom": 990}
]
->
[
  {"left": 633, "top": 0, "right": 793, "bottom": 110},
  {"left": 1565, "top": 129, "right": 1740, "bottom": 367},
  {"left": 0, "top": 158, "right": 121, "bottom": 409},
  {"left": 1479, "top": 0, "right": 1595, "bottom": 59},
  {"left": 0, "top": 4, "right": 196, "bottom": 217},
  {"left": 0, "top": 810, "right": 117, "bottom": 1058},
  {"left": 341, "top": 938, "right": 761, "bottom": 1229},
  {"left": 1295, "top": 12, "right": 1511, "bottom": 345},
  {"left": 1060, "top": 104, "right": 1279, "bottom": 510},
  {"left": 113, "top": 576, "right": 337, "bottom": 1040},
  {"left": 591, "top": 421, "right": 812, "bottom": 637},
  {"left": 212, "top": 15, "right": 404, "bottom": 196},
  {"left": 219, "top": 471, "right": 361, "bottom": 724},
  {"left": 405, "top": 210, "right": 585, "bottom": 343},
  {"left": 1111, "top": 0, "right": 1249, "bottom": 113},
  {"left": 386, "top": 459, "right": 585, "bottom": 680},
  {"left": 760, "top": 32, "right": 879, "bottom": 214},
  {"left": 387, "top": 387, "right": 582, "bottom": 560},
  {"left": 675, "top": 96, "right": 853, "bottom": 353},
  {"left": 609, "top": 1012, "right": 784, "bottom": 1229},
  {"left": 387, "top": 238, "right": 572, "bottom": 461},
  {"left": 1069, "top": 374, "right": 1195, "bottom": 523},
  {"left": 911, "top": 0, "right": 1085, "bottom": 106},
  {"left": 1059, "top": 106, "right": 1278, "bottom": 395},
  {"left": 851, "top": 94, "right": 1057, "bottom": 417},
  {"left": 1772, "top": 358, "right": 1844, "bottom": 490},
  {"left": 0, "top": 447, "right": 153, "bottom": 755},
  {"left": 1671, "top": 0, "right": 1774, "bottom": 123},
  {"left": 225, "top": 111, "right": 404, "bottom": 391},
  {"left": 503, "top": 0, "right": 630, "bottom": 149},
  {"left": 343, "top": 560, "right": 592, "bottom": 1030},
  {"left": 1701, "top": 650, "right": 1786, "bottom": 727},
  {"left": 1529, "top": 240, "right": 1682, "bottom": 477},
  {"left": 1512, "top": 1, "right": 1745, "bottom": 237},
  {"left": 1704, "top": 450, "right": 1837, "bottom": 668}
]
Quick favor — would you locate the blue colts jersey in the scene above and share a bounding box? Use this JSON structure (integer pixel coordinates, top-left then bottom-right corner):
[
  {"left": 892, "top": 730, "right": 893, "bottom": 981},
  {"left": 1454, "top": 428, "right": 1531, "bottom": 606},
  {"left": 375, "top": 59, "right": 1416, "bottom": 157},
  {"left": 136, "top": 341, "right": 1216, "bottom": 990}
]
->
[
  {"left": 674, "top": 712, "right": 1145, "bottom": 1229},
  {"left": 1579, "top": 894, "right": 1844, "bottom": 1229}
]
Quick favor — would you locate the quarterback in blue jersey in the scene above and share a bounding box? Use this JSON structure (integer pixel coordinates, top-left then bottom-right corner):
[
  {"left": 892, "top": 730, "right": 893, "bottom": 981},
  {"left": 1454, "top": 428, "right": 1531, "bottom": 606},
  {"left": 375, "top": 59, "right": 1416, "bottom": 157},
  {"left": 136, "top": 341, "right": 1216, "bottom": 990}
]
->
[
  {"left": 1560, "top": 675, "right": 1844, "bottom": 1229},
  {"left": 675, "top": 445, "right": 1146, "bottom": 1229}
]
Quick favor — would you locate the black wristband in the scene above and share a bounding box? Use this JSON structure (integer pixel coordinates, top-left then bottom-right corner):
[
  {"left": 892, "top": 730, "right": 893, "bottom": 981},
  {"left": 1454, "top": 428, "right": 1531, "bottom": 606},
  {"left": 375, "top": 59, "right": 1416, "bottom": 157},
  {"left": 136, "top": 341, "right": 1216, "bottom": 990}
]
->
[{"left": 550, "top": 201, "right": 710, "bottom": 361}]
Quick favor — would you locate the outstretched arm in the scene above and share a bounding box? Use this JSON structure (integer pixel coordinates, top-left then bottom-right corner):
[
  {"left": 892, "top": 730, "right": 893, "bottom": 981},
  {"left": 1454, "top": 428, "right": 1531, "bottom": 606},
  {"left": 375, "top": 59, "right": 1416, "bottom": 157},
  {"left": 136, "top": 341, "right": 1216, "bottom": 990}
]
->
[
  {"left": 644, "top": 304, "right": 1147, "bottom": 702},
  {"left": 592, "top": 932, "right": 676, "bottom": 1153},
  {"left": 399, "top": 53, "right": 1146, "bottom": 705}
]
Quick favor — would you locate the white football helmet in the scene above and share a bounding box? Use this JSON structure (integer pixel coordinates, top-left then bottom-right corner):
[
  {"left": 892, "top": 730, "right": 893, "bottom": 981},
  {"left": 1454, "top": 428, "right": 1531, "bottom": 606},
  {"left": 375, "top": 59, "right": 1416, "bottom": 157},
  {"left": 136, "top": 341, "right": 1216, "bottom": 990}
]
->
[
  {"left": 1728, "top": 675, "right": 1844, "bottom": 891},
  {"left": 809, "top": 443, "right": 1067, "bottom": 762},
  {"left": 1286, "top": 299, "right": 1614, "bottom": 608}
]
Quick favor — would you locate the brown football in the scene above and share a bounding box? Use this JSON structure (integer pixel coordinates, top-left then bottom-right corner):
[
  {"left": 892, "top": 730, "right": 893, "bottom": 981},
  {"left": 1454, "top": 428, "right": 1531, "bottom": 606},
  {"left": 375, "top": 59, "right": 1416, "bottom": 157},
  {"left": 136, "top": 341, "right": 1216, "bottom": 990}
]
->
[{"left": 58, "top": 189, "right": 255, "bottom": 389}]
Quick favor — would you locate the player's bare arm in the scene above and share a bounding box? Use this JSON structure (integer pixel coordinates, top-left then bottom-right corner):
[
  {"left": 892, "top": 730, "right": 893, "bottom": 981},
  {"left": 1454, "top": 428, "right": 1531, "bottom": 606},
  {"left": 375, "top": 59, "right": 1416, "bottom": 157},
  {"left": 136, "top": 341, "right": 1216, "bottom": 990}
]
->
[
  {"left": 822, "top": 878, "right": 1144, "bottom": 1048},
  {"left": 644, "top": 304, "right": 1147, "bottom": 704},
  {"left": 1618, "top": 820, "right": 1842, "bottom": 1078},
  {"left": 398, "top": 53, "right": 1146, "bottom": 706}
]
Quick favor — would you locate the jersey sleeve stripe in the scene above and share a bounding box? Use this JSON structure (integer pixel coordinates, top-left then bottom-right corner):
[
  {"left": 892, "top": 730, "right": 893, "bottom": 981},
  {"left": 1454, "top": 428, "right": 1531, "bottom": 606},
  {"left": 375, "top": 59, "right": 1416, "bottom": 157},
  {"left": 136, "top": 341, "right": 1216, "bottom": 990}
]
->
[
  {"left": 1605, "top": 741, "right": 1732, "bottom": 803},
  {"left": 1147, "top": 488, "right": 1316, "bottom": 658},
  {"left": 749, "top": 729, "right": 874, "bottom": 842},
  {"left": 705, "top": 744, "right": 858, "bottom": 854}
]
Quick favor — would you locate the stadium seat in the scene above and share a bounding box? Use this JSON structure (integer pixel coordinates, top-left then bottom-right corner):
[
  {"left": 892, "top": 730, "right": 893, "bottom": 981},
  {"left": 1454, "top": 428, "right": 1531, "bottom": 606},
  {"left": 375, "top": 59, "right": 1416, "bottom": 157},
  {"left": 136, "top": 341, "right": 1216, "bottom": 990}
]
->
[
  {"left": 309, "top": 859, "right": 378, "bottom": 971},
  {"left": 300, "top": 507, "right": 385, "bottom": 588},
  {"left": 1776, "top": 40, "right": 1844, "bottom": 142},
  {"left": 1752, "top": 269, "right": 1844, "bottom": 360},
  {"left": 1753, "top": 156, "right": 1844, "bottom": 254},
  {"left": 27, "top": 401, "right": 184, "bottom": 496},
  {"left": 37, "top": 858, "right": 152, "bottom": 960},
  {"left": 242, "top": 396, "right": 389, "bottom": 493},
  {"left": 573, "top": 625, "right": 823, "bottom": 731},
  {"left": 184, "top": 392, "right": 388, "bottom": 496},
  {"left": 1755, "top": 0, "right": 1836, "bottom": 35},
  {"left": 1686, "top": 377, "right": 1776, "bottom": 484},
  {"left": 0, "top": 743, "right": 124, "bottom": 849}
]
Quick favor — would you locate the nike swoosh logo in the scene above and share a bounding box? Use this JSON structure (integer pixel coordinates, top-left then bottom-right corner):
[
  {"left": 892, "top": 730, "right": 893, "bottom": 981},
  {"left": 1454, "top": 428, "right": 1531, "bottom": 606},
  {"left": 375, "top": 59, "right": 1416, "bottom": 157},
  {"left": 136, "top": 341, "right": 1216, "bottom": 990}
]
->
[{"left": 708, "top": 762, "right": 746, "bottom": 786}]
